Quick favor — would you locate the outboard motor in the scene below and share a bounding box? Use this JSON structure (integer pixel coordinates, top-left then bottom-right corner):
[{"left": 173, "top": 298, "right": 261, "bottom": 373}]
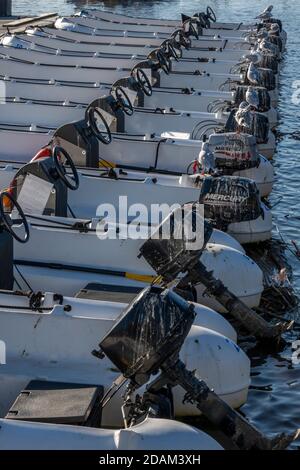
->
[
  {"left": 11, "top": 150, "right": 79, "bottom": 217},
  {"left": 199, "top": 175, "right": 262, "bottom": 231},
  {"left": 203, "top": 132, "right": 260, "bottom": 172},
  {"left": 241, "top": 51, "right": 278, "bottom": 74},
  {"left": 138, "top": 207, "right": 290, "bottom": 341},
  {"left": 262, "top": 18, "right": 282, "bottom": 32},
  {"left": 244, "top": 63, "right": 276, "bottom": 90},
  {"left": 224, "top": 106, "right": 269, "bottom": 144},
  {"left": 234, "top": 85, "right": 271, "bottom": 112},
  {"left": 96, "top": 284, "right": 297, "bottom": 449},
  {"left": 258, "top": 54, "right": 279, "bottom": 74},
  {"left": 257, "top": 38, "right": 281, "bottom": 59}
]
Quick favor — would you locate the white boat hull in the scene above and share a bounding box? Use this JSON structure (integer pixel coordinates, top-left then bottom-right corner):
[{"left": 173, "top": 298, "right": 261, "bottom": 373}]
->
[
  {"left": 0, "top": 100, "right": 276, "bottom": 159},
  {"left": 0, "top": 417, "right": 223, "bottom": 450},
  {"left": 0, "top": 292, "right": 250, "bottom": 420},
  {"left": 12, "top": 217, "right": 264, "bottom": 311}
]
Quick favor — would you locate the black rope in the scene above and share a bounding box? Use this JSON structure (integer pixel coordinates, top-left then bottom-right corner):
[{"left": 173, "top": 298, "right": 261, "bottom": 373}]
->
[
  {"left": 154, "top": 138, "right": 167, "bottom": 169},
  {"left": 14, "top": 263, "right": 33, "bottom": 293},
  {"left": 67, "top": 204, "right": 77, "bottom": 219}
]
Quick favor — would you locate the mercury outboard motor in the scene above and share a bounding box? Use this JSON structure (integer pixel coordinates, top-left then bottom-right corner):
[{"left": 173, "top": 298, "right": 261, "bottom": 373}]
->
[
  {"left": 204, "top": 132, "right": 260, "bottom": 171},
  {"left": 199, "top": 175, "right": 262, "bottom": 231}
]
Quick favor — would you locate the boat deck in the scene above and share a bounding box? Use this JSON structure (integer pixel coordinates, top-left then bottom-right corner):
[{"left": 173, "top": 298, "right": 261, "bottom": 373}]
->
[{"left": 0, "top": 13, "right": 57, "bottom": 34}]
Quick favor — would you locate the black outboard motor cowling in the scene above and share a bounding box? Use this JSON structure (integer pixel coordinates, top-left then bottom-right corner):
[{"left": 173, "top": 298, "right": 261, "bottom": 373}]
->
[
  {"left": 207, "top": 133, "right": 260, "bottom": 171},
  {"left": 224, "top": 109, "right": 269, "bottom": 144},
  {"left": 99, "top": 286, "right": 195, "bottom": 383},
  {"left": 267, "top": 35, "right": 283, "bottom": 52},
  {"left": 258, "top": 55, "right": 278, "bottom": 74},
  {"left": 201, "top": 176, "right": 262, "bottom": 230},
  {"left": 234, "top": 85, "right": 271, "bottom": 112},
  {"left": 140, "top": 206, "right": 212, "bottom": 283},
  {"left": 259, "top": 19, "right": 282, "bottom": 32}
]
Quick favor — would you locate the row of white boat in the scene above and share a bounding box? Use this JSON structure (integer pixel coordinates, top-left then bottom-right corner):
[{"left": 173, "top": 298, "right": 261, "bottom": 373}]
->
[{"left": 0, "top": 5, "right": 298, "bottom": 450}]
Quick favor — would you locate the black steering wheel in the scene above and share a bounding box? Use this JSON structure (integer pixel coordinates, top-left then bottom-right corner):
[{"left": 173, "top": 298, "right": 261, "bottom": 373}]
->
[
  {"left": 156, "top": 49, "right": 171, "bottom": 75},
  {"left": 53, "top": 146, "right": 79, "bottom": 191},
  {"left": 198, "top": 12, "right": 210, "bottom": 28},
  {"left": 88, "top": 107, "right": 112, "bottom": 144},
  {"left": 115, "top": 86, "right": 134, "bottom": 116},
  {"left": 172, "top": 29, "right": 192, "bottom": 50},
  {"left": 206, "top": 6, "right": 217, "bottom": 22},
  {"left": 162, "top": 39, "right": 182, "bottom": 61},
  {"left": 133, "top": 68, "right": 152, "bottom": 96},
  {"left": 187, "top": 20, "right": 199, "bottom": 39},
  {"left": 0, "top": 191, "right": 29, "bottom": 244}
]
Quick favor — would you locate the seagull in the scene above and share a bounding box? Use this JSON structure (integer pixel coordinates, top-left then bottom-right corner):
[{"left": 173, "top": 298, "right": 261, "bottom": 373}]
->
[
  {"left": 256, "top": 6, "right": 273, "bottom": 20},
  {"left": 261, "top": 5, "right": 274, "bottom": 14},
  {"left": 246, "top": 86, "right": 260, "bottom": 109},
  {"left": 247, "top": 62, "right": 260, "bottom": 85},
  {"left": 257, "top": 29, "right": 268, "bottom": 40},
  {"left": 269, "top": 23, "right": 280, "bottom": 35},
  {"left": 258, "top": 38, "right": 278, "bottom": 54},
  {"left": 198, "top": 142, "right": 215, "bottom": 174},
  {"left": 235, "top": 102, "right": 252, "bottom": 129}
]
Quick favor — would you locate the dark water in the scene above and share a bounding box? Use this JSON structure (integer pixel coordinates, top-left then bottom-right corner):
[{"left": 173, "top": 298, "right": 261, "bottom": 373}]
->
[{"left": 12, "top": 0, "right": 300, "bottom": 448}]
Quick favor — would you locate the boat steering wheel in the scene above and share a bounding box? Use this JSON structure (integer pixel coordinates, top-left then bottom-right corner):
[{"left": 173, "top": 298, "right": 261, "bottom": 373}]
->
[
  {"left": 198, "top": 12, "right": 210, "bottom": 28},
  {"left": 88, "top": 107, "right": 112, "bottom": 145},
  {"left": 162, "top": 39, "right": 182, "bottom": 61},
  {"left": 206, "top": 6, "right": 217, "bottom": 22},
  {"left": 187, "top": 20, "right": 199, "bottom": 39},
  {"left": 172, "top": 29, "right": 192, "bottom": 50},
  {"left": 156, "top": 49, "right": 171, "bottom": 75},
  {"left": 133, "top": 68, "right": 152, "bottom": 96},
  {"left": 115, "top": 86, "right": 134, "bottom": 116},
  {"left": 53, "top": 146, "right": 79, "bottom": 191},
  {"left": 0, "top": 191, "right": 30, "bottom": 244}
]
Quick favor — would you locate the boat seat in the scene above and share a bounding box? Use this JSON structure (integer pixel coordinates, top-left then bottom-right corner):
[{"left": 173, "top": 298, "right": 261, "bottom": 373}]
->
[
  {"left": 160, "top": 131, "right": 191, "bottom": 140},
  {"left": 76, "top": 282, "right": 142, "bottom": 303},
  {"left": 5, "top": 381, "right": 104, "bottom": 426}
]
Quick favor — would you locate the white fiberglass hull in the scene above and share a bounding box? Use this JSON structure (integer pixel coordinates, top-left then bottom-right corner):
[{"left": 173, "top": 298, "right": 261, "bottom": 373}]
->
[
  {"left": 0, "top": 78, "right": 278, "bottom": 130},
  {"left": 24, "top": 29, "right": 254, "bottom": 61},
  {"left": 0, "top": 131, "right": 274, "bottom": 197},
  {"left": 4, "top": 161, "right": 272, "bottom": 242},
  {"left": 55, "top": 17, "right": 253, "bottom": 48},
  {"left": 0, "top": 42, "right": 252, "bottom": 75},
  {"left": 13, "top": 217, "right": 264, "bottom": 311},
  {"left": 77, "top": 9, "right": 259, "bottom": 32},
  {"left": 0, "top": 288, "right": 250, "bottom": 423},
  {"left": 29, "top": 25, "right": 253, "bottom": 54},
  {"left": 0, "top": 101, "right": 276, "bottom": 159},
  {"left": 0, "top": 55, "right": 246, "bottom": 92}
]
